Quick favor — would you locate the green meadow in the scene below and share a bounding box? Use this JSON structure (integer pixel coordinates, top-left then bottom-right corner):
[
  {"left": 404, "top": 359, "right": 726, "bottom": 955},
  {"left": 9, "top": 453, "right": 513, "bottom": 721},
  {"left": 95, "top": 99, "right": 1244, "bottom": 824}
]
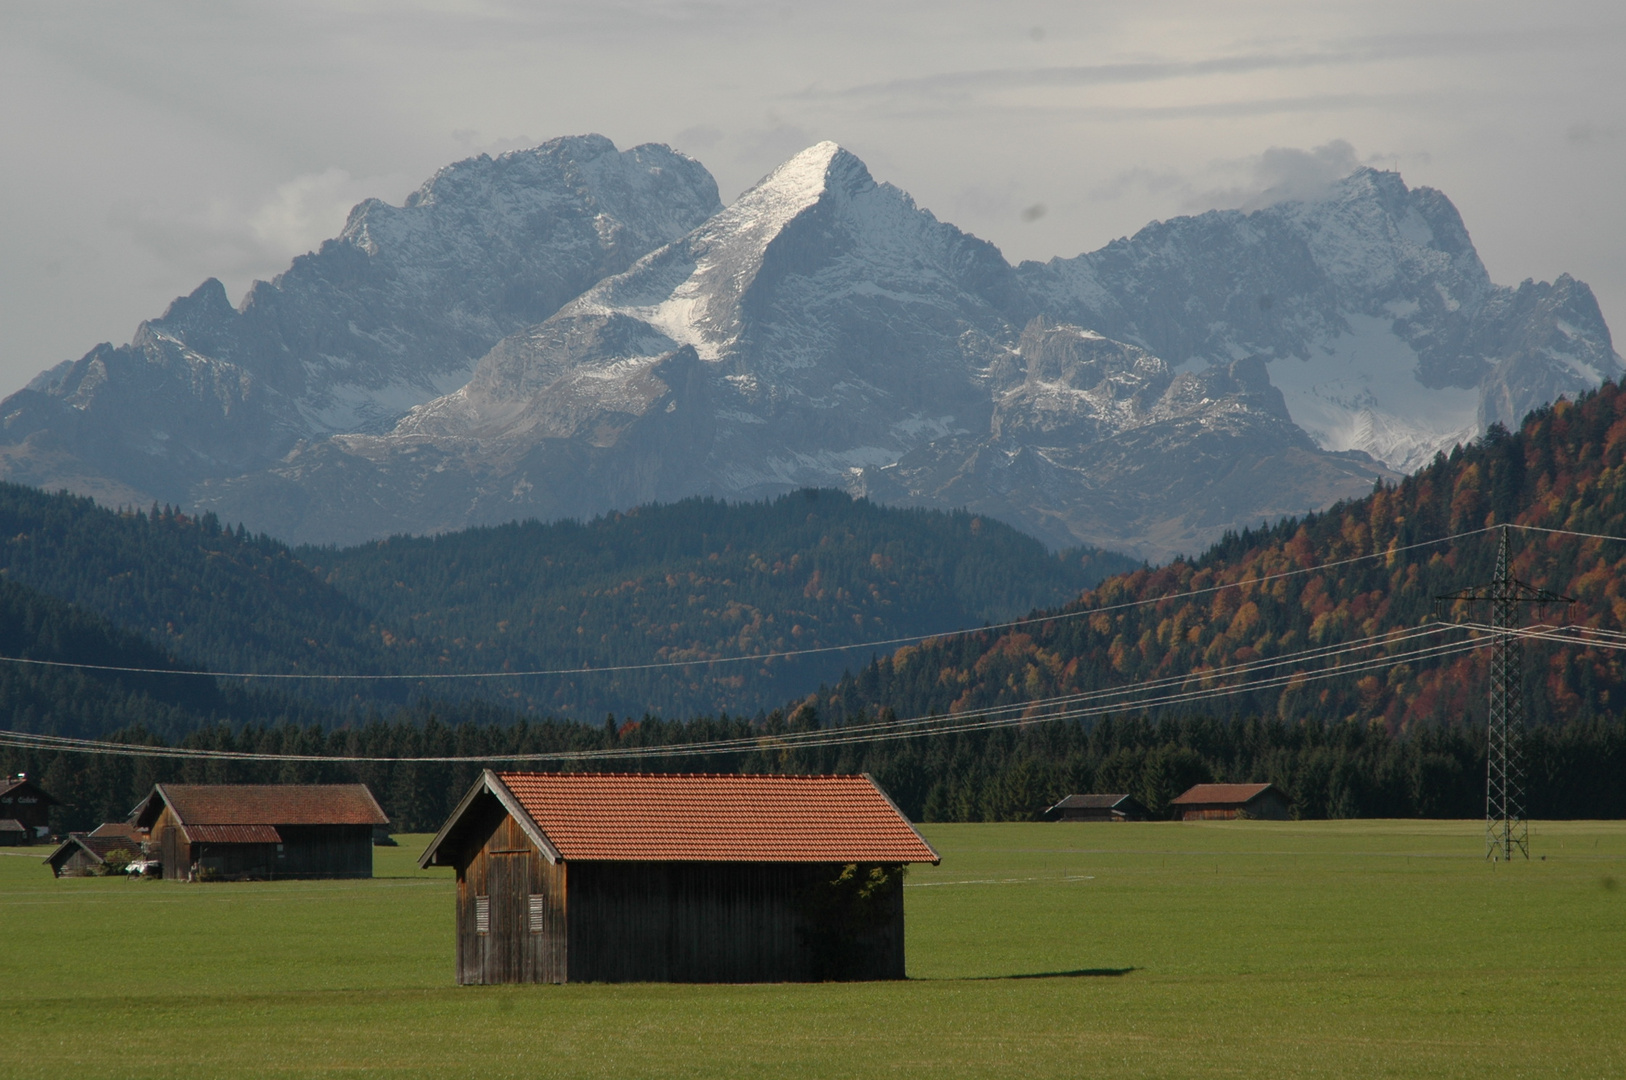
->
[{"left": 2, "top": 820, "right": 1622, "bottom": 1079}]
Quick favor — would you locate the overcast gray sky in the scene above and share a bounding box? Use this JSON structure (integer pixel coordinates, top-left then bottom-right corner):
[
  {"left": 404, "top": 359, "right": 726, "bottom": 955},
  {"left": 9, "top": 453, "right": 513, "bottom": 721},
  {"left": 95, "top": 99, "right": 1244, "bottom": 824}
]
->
[{"left": 2, "top": 0, "right": 1622, "bottom": 394}]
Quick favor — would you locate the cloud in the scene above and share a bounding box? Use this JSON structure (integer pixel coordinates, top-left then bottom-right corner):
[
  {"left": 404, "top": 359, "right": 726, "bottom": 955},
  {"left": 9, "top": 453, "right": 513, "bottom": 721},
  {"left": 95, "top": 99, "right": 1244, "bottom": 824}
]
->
[
  {"left": 451, "top": 129, "right": 542, "bottom": 156},
  {"left": 247, "top": 169, "right": 370, "bottom": 256},
  {"left": 1081, "top": 142, "right": 1367, "bottom": 217},
  {"left": 672, "top": 125, "right": 725, "bottom": 152},
  {"left": 1241, "top": 140, "right": 1363, "bottom": 208},
  {"left": 1567, "top": 123, "right": 1619, "bottom": 147},
  {"left": 1184, "top": 140, "right": 1365, "bottom": 213},
  {"left": 107, "top": 168, "right": 409, "bottom": 299},
  {"left": 1088, "top": 166, "right": 1192, "bottom": 204},
  {"left": 813, "top": 49, "right": 1368, "bottom": 103}
]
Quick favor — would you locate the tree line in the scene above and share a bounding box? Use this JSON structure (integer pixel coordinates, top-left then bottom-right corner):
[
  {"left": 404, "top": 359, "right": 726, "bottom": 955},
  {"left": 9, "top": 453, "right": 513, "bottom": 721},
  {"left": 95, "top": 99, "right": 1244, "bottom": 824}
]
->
[{"left": 8, "top": 707, "right": 1623, "bottom": 835}]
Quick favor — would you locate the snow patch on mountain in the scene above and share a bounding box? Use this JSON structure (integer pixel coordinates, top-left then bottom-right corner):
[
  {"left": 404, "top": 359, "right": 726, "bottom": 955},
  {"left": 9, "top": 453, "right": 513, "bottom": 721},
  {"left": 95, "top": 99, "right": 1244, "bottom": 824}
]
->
[{"left": 1268, "top": 315, "right": 1479, "bottom": 472}]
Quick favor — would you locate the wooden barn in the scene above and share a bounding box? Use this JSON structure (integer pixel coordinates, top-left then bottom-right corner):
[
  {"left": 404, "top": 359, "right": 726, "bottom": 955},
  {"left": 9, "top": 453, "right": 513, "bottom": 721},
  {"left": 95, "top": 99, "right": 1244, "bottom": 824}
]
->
[
  {"left": 133, "top": 783, "right": 388, "bottom": 881},
  {"left": 0, "top": 775, "right": 58, "bottom": 845},
  {"left": 44, "top": 833, "right": 141, "bottom": 877},
  {"left": 1171, "top": 782, "right": 1292, "bottom": 821},
  {"left": 419, "top": 770, "right": 941, "bottom": 985},
  {"left": 1045, "top": 793, "right": 1150, "bottom": 822}
]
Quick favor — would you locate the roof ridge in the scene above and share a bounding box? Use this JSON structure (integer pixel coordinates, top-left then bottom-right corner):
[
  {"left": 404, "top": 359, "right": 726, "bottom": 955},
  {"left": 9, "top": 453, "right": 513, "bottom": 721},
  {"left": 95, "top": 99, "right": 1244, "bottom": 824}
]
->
[
  {"left": 425, "top": 770, "right": 941, "bottom": 866},
  {"left": 492, "top": 771, "right": 873, "bottom": 780}
]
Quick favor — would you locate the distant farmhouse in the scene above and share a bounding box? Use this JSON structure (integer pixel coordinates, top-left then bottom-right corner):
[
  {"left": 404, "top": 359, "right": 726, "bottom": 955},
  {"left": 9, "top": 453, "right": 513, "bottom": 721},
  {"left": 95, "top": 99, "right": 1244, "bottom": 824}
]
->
[
  {"left": 1046, "top": 794, "right": 1149, "bottom": 822},
  {"left": 1171, "top": 783, "right": 1292, "bottom": 821},
  {"left": 134, "top": 784, "right": 389, "bottom": 881},
  {"left": 420, "top": 771, "right": 940, "bottom": 984},
  {"left": 0, "top": 775, "right": 57, "bottom": 845}
]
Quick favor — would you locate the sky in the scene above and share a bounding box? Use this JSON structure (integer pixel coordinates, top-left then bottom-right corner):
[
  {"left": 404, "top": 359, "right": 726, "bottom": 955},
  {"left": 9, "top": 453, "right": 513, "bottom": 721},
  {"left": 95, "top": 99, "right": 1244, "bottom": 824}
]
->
[{"left": 1, "top": 0, "right": 1622, "bottom": 395}]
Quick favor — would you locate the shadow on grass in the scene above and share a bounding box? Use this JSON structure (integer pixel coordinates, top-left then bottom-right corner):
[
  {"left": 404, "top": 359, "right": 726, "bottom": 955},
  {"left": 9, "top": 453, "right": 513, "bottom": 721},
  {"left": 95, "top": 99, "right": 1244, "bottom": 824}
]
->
[{"left": 964, "top": 967, "right": 1136, "bottom": 980}]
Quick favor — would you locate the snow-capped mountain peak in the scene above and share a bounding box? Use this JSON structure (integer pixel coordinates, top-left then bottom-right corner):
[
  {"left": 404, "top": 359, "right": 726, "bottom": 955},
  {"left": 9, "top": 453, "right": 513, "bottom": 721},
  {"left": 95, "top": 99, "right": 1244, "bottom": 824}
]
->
[
  {"left": 563, "top": 141, "right": 880, "bottom": 363},
  {"left": 1017, "top": 167, "right": 1620, "bottom": 475},
  {"left": 2, "top": 136, "right": 1613, "bottom": 563}
]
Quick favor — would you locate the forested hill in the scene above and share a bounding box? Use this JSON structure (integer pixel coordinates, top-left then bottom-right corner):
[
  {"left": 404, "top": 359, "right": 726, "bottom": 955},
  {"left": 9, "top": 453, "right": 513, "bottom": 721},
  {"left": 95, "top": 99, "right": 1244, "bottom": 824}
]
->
[
  {"left": 811, "top": 382, "right": 1626, "bottom": 737},
  {"left": 0, "top": 485, "right": 396, "bottom": 685},
  {"left": 300, "top": 491, "right": 1136, "bottom": 719},
  {"left": 0, "top": 484, "right": 1134, "bottom": 725},
  {"left": 0, "top": 572, "right": 332, "bottom": 741}
]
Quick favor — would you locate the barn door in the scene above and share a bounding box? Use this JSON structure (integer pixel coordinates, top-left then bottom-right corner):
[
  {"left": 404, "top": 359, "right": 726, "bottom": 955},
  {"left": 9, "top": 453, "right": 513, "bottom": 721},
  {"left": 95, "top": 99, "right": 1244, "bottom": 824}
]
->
[{"left": 486, "top": 851, "right": 532, "bottom": 982}]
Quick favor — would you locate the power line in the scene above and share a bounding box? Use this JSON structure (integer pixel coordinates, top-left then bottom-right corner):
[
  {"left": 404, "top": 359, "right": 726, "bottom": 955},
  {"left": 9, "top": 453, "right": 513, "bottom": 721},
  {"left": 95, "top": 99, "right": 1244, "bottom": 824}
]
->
[
  {"left": 0, "top": 626, "right": 1489, "bottom": 764},
  {"left": 2, "top": 520, "right": 1615, "bottom": 764},
  {"left": 1509, "top": 523, "right": 1626, "bottom": 546},
  {"left": 0, "top": 625, "right": 1467, "bottom": 759},
  {"left": 0, "top": 524, "right": 1500, "bottom": 684}
]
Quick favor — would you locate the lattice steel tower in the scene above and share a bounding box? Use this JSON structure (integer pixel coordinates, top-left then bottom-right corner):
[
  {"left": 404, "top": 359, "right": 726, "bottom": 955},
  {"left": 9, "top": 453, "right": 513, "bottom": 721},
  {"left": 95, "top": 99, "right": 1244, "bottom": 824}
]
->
[{"left": 1436, "top": 525, "right": 1570, "bottom": 861}]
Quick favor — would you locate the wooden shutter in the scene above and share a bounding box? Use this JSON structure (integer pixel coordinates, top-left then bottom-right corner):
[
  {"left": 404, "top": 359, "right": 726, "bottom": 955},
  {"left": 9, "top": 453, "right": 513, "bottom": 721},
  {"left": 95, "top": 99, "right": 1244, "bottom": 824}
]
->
[{"left": 528, "top": 895, "right": 545, "bottom": 933}]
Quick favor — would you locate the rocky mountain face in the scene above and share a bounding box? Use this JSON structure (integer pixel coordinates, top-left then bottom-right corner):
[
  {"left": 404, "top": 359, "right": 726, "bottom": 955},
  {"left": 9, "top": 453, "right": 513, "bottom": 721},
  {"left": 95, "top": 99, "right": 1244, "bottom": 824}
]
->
[
  {"left": 1, "top": 139, "right": 1616, "bottom": 561},
  {"left": 1019, "top": 170, "right": 1620, "bottom": 473},
  {"left": 859, "top": 322, "right": 1390, "bottom": 554},
  {"left": 0, "top": 136, "right": 720, "bottom": 506},
  {"left": 193, "top": 143, "right": 1031, "bottom": 542}
]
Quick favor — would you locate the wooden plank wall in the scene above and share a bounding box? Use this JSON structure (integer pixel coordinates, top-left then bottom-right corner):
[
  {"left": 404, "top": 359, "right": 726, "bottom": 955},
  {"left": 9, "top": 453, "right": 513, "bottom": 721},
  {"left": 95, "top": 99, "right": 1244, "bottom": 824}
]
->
[
  {"left": 275, "top": 825, "right": 375, "bottom": 878},
  {"left": 52, "top": 847, "right": 100, "bottom": 877},
  {"left": 192, "top": 843, "right": 277, "bottom": 879},
  {"left": 152, "top": 806, "right": 189, "bottom": 881},
  {"left": 568, "top": 861, "right": 906, "bottom": 983},
  {"left": 454, "top": 803, "right": 566, "bottom": 985}
]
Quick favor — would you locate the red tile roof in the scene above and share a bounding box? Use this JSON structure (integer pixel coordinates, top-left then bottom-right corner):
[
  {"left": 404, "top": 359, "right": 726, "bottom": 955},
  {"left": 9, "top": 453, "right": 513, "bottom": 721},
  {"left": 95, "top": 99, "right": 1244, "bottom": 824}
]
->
[
  {"left": 184, "top": 824, "right": 283, "bottom": 844},
  {"left": 1170, "top": 782, "right": 1277, "bottom": 806},
  {"left": 145, "top": 784, "right": 387, "bottom": 827},
  {"left": 494, "top": 772, "right": 939, "bottom": 864}
]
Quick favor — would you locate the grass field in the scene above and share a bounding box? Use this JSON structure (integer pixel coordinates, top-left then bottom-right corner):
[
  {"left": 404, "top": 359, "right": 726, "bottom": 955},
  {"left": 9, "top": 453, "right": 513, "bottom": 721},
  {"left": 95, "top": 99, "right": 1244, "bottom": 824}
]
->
[{"left": 3, "top": 820, "right": 1623, "bottom": 1078}]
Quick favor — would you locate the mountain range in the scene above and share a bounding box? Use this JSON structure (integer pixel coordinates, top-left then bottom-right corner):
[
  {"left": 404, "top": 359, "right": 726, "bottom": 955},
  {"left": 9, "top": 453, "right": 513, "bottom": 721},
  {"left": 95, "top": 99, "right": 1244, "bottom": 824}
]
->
[{"left": 2, "top": 136, "right": 1616, "bottom": 560}]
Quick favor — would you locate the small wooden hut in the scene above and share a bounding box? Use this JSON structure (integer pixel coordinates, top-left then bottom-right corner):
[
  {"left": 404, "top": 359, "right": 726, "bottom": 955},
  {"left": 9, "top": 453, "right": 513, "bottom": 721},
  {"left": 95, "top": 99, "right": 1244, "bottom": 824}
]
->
[
  {"left": 133, "top": 784, "right": 388, "bottom": 880},
  {"left": 0, "top": 775, "right": 58, "bottom": 845},
  {"left": 1171, "top": 782, "right": 1292, "bottom": 821},
  {"left": 45, "top": 833, "right": 141, "bottom": 878},
  {"left": 1045, "top": 793, "right": 1150, "bottom": 822},
  {"left": 419, "top": 770, "right": 941, "bottom": 985}
]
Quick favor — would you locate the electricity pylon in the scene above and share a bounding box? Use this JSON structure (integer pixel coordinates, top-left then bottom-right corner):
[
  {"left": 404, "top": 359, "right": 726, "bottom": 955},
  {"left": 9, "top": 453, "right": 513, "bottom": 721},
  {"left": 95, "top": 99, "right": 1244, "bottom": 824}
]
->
[{"left": 1436, "top": 525, "right": 1571, "bottom": 860}]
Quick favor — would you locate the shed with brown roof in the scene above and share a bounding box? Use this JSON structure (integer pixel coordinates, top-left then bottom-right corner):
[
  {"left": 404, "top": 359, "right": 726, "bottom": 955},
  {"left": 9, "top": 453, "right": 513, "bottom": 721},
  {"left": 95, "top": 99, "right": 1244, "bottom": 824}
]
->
[
  {"left": 133, "top": 784, "right": 388, "bottom": 881},
  {"left": 419, "top": 770, "right": 940, "bottom": 985},
  {"left": 1045, "top": 793, "right": 1150, "bottom": 822},
  {"left": 1170, "top": 782, "right": 1292, "bottom": 821},
  {"left": 44, "top": 833, "right": 142, "bottom": 878}
]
